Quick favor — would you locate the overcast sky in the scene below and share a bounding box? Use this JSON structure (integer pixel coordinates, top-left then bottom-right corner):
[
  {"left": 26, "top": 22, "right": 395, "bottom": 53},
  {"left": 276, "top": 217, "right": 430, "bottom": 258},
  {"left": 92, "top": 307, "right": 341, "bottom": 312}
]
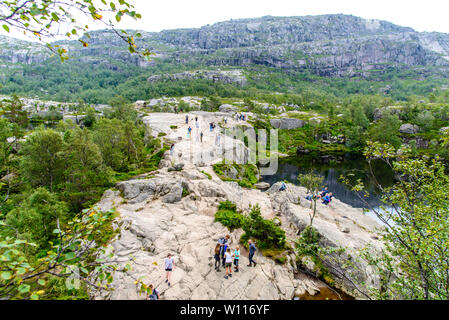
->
[{"left": 2, "top": 0, "right": 449, "bottom": 40}]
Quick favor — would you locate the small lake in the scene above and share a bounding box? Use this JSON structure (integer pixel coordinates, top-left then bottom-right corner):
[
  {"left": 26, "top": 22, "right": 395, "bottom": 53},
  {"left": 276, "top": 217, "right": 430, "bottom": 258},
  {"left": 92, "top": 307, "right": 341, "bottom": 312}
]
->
[{"left": 261, "top": 153, "right": 395, "bottom": 209}]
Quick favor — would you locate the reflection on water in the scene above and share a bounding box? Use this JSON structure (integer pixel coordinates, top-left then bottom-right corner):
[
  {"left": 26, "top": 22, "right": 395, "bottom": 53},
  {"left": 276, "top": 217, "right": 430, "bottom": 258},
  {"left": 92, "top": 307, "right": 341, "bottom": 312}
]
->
[{"left": 261, "top": 153, "right": 395, "bottom": 209}]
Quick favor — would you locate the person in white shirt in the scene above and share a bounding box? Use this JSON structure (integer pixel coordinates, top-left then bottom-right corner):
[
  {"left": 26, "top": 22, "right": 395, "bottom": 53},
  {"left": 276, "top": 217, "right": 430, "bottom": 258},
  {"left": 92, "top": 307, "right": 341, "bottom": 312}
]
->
[
  {"left": 224, "top": 248, "right": 234, "bottom": 279},
  {"left": 164, "top": 253, "right": 175, "bottom": 286}
]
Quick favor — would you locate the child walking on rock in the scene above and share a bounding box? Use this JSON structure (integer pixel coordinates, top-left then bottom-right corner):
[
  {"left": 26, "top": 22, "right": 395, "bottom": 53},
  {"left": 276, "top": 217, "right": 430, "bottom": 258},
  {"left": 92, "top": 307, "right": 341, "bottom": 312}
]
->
[
  {"left": 234, "top": 246, "right": 240, "bottom": 272},
  {"left": 224, "top": 248, "right": 234, "bottom": 279}
]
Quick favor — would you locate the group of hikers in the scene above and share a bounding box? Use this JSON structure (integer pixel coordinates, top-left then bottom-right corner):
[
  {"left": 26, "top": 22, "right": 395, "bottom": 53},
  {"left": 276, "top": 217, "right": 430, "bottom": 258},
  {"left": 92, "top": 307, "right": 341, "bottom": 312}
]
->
[
  {"left": 305, "top": 186, "right": 334, "bottom": 205},
  {"left": 235, "top": 113, "right": 246, "bottom": 121},
  {"left": 279, "top": 182, "right": 334, "bottom": 206},
  {"left": 214, "top": 235, "right": 257, "bottom": 279},
  {"left": 146, "top": 238, "right": 257, "bottom": 300}
]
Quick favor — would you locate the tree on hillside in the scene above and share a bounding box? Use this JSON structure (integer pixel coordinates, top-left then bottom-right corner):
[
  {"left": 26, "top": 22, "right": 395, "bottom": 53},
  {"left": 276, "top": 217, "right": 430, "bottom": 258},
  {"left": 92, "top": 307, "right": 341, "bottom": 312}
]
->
[
  {"left": 342, "top": 142, "right": 449, "bottom": 299},
  {"left": 5, "top": 188, "right": 68, "bottom": 250},
  {"left": 0, "top": 206, "right": 127, "bottom": 300},
  {"left": 297, "top": 171, "right": 324, "bottom": 227},
  {"left": 368, "top": 111, "right": 402, "bottom": 149},
  {"left": 0, "top": 95, "right": 28, "bottom": 128},
  {"left": 0, "top": 0, "right": 150, "bottom": 60},
  {"left": 19, "top": 128, "right": 65, "bottom": 192},
  {"left": 62, "top": 127, "right": 111, "bottom": 210}
]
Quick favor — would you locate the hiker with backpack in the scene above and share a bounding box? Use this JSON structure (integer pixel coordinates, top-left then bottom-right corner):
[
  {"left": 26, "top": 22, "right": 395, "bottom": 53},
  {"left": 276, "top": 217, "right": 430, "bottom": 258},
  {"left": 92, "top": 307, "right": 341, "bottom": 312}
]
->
[
  {"left": 247, "top": 240, "right": 257, "bottom": 267},
  {"left": 164, "top": 253, "right": 175, "bottom": 286},
  {"left": 218, "top": 235, "right": 230, "bottom": 268},
  {"left": 187, "top": 126, "right": 192, "bottom": 138},
  {"left": 214, "top": 243, "right": 221, "bottom": 271},
  {"left": 148, "top": 284, "right": 160, "bottom": 300}
]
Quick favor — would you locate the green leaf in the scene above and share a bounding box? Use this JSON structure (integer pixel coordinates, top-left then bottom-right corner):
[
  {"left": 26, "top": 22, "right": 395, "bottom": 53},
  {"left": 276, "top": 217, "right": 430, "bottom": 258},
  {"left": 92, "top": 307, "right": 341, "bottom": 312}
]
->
[
  {"left": 65, "top": 252, "right": 76, "bottom": 260},
  {"left": 18, "top": 284, "right": 30, "bottom": 294},
  {"left": 2, "top": 25, "right": 9, "bottom": 33},
  {"left": 1, "top": 271, "right": 12, "bottom": 280},
  {"left": 51, "top": 12, "right": 59, "bottom": 22}
]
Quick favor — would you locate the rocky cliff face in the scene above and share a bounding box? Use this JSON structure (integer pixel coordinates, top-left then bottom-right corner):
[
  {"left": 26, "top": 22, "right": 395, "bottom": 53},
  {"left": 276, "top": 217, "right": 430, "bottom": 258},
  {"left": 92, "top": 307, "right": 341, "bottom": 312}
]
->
[{"left": 2, "top": 14, "right": 449, "bottom": 78}]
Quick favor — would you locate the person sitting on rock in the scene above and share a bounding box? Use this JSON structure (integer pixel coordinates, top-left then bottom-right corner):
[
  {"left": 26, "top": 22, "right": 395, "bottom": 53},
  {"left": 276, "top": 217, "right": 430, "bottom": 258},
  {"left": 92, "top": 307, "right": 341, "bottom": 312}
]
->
[
  {"left": 320, "top": 187, "right": 329, "bottom": 198},
  {"left": 214, "top": 243, "right": 221, "bottom": 271},
  {"left": 279, "top": 181, "right": 287, "bottom": 191},
  {"left": 322, "top": 192, "right": 333, "bottom": 205}
]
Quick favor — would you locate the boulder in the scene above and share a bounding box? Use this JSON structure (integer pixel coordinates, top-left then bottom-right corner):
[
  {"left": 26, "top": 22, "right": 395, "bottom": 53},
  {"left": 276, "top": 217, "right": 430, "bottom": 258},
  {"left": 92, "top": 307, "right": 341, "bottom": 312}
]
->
[
  {"left": 116, "top": 178, "right": 186, "bottom": 204},
  {"left": 440, "top": 126, "right": 449, "bottom": 134},
  {"left": 219, "top": 104, "right": 238, "bottom": 113},
  {"left": 254, "top": 182, "right": 271, "bottom": 190},
  {"left": 399, "top": 124, "right": 420, "bottom": 134},
  {"left": 135, "top": 100, "right": 146, "bottom": 108},
  {"left": 270, "top": 118, "right": 305, "bottom": 130}
]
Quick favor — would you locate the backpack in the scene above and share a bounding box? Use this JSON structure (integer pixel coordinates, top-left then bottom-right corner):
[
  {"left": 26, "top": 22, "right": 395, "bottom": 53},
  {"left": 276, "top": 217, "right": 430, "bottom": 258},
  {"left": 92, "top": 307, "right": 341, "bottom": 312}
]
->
[{"left": 149, "top": 289, "right": 158, "bottom": 300}]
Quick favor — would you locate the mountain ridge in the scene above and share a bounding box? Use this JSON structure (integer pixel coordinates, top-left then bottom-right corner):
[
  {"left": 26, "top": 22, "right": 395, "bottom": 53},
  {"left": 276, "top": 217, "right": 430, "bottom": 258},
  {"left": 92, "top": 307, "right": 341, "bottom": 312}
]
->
[{"left": 2, "top": 14, "right": 449, "bottom": 103}]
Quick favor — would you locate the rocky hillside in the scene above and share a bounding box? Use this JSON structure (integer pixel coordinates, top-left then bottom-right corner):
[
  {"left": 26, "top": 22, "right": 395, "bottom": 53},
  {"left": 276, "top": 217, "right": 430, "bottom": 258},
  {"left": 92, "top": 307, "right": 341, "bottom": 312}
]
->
[
  {"left": 88, "top": 110, "right": 383, "bottom": 300},
  {"left": 2, "top": 14, "right": 449, "bottom": 78}
]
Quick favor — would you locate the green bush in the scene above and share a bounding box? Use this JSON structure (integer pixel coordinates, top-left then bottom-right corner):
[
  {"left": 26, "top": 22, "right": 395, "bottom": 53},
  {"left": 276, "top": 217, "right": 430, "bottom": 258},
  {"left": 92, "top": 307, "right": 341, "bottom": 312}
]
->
[
  {"left": 296, "top": 225, "right": 321, "bottom": 258},
  {"left": 241, "top": 204, "right": 286, "bottom": 250},
  {"left": 215, "top": 201, "right": 244, "bottom": 231},
  {"left": 218, "top": 200, "right": 237, "bottom": 211},
  {"left": 213, "top": 163, "right": 259, "bottom": 188}
]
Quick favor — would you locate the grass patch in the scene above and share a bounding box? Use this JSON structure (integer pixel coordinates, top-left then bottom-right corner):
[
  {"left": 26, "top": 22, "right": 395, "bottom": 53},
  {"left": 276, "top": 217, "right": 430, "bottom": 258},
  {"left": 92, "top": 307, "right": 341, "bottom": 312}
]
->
[
  {"left": 212, "top": 163, "right": 259, "bottom": 188},
  {"left": 201, "top": 170, "right": 212, "bottom": 180}
]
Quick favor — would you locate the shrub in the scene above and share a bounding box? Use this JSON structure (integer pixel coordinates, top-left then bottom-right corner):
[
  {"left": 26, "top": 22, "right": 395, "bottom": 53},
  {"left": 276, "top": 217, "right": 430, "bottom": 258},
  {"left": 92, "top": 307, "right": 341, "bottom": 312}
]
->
[
  {"left": 215, "top": 201, "right": 244, "bottom": 231},
  {"left": 296, "top": 225, "right": 321, "bottom": 258},
  {"left": 218, "top": 200, "right": 237, "bottom": 211},
  {"left": 241, "top": 204, "right": 286, "bottom": 250}
]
